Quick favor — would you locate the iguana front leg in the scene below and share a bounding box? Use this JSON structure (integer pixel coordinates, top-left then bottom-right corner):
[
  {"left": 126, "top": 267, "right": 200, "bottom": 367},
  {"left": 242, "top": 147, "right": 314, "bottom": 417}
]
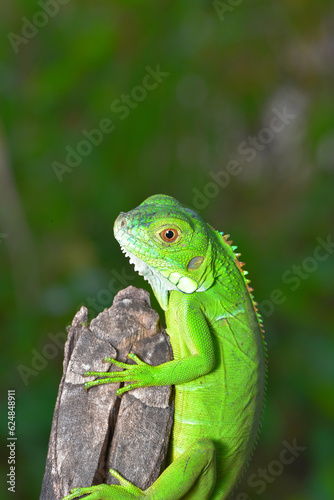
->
[{"left": 84, "top": 300, "right": 215, "bottom": 396}]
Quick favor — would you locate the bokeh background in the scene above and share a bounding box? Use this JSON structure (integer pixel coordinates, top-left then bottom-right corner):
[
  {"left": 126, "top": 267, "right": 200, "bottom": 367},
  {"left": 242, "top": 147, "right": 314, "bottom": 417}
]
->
[{"left": 1, "top": 1, "right": 334, "bottom": 499}]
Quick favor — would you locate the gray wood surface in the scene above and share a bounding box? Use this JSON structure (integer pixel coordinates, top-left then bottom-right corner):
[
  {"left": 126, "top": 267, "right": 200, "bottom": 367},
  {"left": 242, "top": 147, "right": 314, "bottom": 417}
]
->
[{"left": 40, "top": 286, "right": 174, "bottom": 499}]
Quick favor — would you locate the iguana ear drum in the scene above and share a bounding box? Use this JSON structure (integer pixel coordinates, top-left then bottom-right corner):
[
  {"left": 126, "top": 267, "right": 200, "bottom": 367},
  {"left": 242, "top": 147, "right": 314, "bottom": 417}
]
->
[{"left": 187, "top": 256, "right": 204, "bottom": 270}]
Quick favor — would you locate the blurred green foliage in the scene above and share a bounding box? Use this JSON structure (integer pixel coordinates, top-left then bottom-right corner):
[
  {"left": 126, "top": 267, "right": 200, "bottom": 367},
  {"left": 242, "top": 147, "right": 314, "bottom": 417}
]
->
[{"left": 1, "top": 1, "right": 334, "bottom": 499}]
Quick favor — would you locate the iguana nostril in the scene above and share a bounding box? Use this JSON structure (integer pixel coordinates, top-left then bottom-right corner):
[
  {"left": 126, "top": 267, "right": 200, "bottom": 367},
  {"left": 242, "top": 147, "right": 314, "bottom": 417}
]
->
[{"left": 113, "top": 213, "right": 128, "bottom": 236}]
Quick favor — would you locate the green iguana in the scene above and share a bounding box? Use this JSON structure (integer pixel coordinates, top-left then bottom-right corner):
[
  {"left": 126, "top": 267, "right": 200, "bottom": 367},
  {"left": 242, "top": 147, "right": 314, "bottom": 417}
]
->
[{"left": 64, "top": 194, "right": 267, "bottom": 500}]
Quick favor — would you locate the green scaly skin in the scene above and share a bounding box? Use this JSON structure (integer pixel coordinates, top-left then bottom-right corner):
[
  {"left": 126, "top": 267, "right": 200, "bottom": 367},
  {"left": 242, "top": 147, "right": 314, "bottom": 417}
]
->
[{"left": 64, "top": 195, "right": 267, "bottom": 500}]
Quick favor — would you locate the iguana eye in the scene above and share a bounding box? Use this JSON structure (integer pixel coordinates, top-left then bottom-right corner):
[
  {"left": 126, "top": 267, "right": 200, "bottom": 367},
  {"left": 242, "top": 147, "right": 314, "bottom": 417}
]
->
[{"left": 160, "top": 228, "right": 179, "bottom": 242}]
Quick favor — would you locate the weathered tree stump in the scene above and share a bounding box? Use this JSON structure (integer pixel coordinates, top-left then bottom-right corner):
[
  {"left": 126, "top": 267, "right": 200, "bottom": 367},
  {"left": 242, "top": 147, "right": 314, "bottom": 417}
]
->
[{"left": 40, "top": 286, "right": 174, "bottom": 500}]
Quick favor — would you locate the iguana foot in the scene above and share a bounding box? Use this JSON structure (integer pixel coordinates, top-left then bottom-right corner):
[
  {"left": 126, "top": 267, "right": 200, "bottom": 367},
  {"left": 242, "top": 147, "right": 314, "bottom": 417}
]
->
[
  {"left": 63, "top": 469, "right": 145, "bottom": 499},
  {"left": 84, "top": 353, "right": 155, "bottom": 396}
]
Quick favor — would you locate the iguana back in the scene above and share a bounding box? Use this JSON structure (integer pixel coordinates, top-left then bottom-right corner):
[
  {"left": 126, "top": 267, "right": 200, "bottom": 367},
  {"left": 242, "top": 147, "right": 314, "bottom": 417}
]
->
[{"left": 166, "top": 226, "right": 266, "bottom": 498}]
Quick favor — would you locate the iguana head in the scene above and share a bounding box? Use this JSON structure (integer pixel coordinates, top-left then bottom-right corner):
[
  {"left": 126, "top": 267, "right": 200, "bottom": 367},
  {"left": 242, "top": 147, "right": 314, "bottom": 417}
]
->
[{"left": 114, "top": 194, "right": 216, "bottom": 310}]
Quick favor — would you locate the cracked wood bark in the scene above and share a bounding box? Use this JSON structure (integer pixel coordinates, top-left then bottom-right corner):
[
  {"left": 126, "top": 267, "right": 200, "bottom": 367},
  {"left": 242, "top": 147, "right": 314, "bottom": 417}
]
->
[{"left": 40, "top": 286, "right": 174, "bottom": 500}]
